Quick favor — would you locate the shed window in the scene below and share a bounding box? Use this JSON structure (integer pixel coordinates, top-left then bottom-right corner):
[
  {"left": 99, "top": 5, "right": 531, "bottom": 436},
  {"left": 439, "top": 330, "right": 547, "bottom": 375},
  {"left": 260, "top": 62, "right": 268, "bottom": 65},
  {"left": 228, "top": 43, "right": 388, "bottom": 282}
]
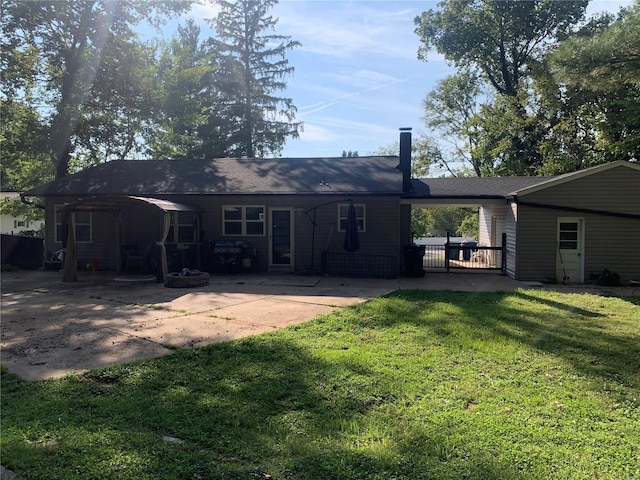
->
[
  {"left": 338, "top": 204, "right": 366, "bottom": 232},
  {"left": 223, "top": 206, "right": 265, "bottom": 236}
]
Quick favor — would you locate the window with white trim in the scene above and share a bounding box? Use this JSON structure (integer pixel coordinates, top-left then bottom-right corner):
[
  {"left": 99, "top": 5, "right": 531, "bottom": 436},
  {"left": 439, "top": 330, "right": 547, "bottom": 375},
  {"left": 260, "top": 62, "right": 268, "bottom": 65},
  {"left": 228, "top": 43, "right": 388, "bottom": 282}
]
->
[
  {"left": 223, "top": 206, "right": 265, "bottom": 236},
  {"left": 558, "top": 222, "right": 578, "bottom": 250},
  {"left": 338, "top": 204, "right": 366, "bottom": 232},
  {"left": 55, "top": 207, "right": 92, "bottom": 243}
]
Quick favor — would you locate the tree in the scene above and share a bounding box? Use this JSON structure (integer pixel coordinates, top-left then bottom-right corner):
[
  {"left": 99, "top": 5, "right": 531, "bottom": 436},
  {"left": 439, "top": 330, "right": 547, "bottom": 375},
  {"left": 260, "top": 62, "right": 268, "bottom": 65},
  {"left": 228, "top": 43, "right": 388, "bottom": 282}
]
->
[
  {"left": 374, "top": 133, "right": 442, "bottom": 178},
  {"left": 415, "top": 0, "right": 589, "bottom": 98},
  {"left": 0, "top": 99, "right": 52, "bottom": 223},
  {"left": 415, "top": 1, "right": 590, "bottom": 175},
  {"left": 210, "top": 0, "right": 301, "bottom": 158},
  {"left": 341, "top": 150, "right": 359, "bottom": 157},
  {"left": 457, "top": 209, "right": 479, "bottom": 238},
  {"left": 0, "top": 101, "right": 53, "bottom": 191},
  {"left": 422, "top": 69, "right": 492, "bottom": 176},
  {"left": 549, "top": 4, "right": 640, "bottom": 163},
  {"left": 72, "top": 34, "right": 159, "bottom": 169},
  {"left": 432, "top": 207, "right": 477, "bottom": 237},
  {"left": 148, "top": 19, "right": 222, "bottom": 160},
  {"left": 410, "top": 208, "right": 435, "bottom": 239},
  {"left": 551, "top": 3, "right": 640, "bottom": 90},
  {"left": 1, "top": 1, "right": 190, "bottom": 178},
  {"left": 529, "top": 58, "right": 619, "bottom": 173}
]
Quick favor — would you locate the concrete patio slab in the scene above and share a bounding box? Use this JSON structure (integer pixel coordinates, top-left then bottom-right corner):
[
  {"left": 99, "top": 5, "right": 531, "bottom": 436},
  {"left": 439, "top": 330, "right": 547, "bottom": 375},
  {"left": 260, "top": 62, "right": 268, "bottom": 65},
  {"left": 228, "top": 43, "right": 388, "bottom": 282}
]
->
[
  {"left": 2, "top": 269, "right": 637, "bottom": 381},
  {"left": 208, "top": 296, "right": 352, "bottom": 325},
  {"left": 1, "top": 320, "right": 174, "bottom": 381}
]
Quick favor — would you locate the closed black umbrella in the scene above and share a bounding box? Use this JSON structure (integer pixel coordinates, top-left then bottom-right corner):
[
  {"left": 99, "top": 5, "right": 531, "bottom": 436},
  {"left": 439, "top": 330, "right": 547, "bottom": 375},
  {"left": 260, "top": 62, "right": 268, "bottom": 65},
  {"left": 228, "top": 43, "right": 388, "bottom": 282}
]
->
[{"left": 343, "top": 201, "right": 360, "bottom": 253}]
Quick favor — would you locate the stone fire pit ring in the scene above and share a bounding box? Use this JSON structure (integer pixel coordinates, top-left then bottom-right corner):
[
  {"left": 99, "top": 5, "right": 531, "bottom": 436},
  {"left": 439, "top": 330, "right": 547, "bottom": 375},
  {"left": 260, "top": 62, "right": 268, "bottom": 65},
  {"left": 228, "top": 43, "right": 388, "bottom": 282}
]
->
[{"left": 164, "top": 270, "right": 210, "bottom": 288}]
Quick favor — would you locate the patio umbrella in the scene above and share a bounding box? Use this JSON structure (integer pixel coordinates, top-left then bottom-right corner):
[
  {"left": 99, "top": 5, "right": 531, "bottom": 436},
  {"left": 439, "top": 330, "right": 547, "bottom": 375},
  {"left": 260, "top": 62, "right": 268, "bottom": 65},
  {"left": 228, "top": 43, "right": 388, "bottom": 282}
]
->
[{"left": 343, "top": 201, "right": 360, "bottom": 253}]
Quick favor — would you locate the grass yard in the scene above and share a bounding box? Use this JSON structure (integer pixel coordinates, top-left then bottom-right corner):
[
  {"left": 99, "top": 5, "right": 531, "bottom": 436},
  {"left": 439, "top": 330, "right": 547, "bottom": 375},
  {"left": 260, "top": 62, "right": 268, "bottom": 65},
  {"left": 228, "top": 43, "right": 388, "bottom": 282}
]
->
[{"left": 1, "top": 289, "right": 639, "bottom": 480}]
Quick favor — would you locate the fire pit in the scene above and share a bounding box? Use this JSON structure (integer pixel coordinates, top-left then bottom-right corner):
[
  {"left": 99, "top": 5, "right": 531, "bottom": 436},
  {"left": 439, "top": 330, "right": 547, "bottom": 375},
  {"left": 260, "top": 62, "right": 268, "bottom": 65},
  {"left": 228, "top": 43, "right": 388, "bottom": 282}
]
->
[{"left": 164, "top": 269, "right": 210, "bottom": 288}]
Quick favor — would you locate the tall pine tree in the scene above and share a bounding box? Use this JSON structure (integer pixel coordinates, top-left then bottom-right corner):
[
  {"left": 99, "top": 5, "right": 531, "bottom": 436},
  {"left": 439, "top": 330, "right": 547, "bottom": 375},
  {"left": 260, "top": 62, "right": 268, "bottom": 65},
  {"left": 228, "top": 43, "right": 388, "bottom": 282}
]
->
[{"left": 209, "top": 0, "right": 301, "bottom": 158}]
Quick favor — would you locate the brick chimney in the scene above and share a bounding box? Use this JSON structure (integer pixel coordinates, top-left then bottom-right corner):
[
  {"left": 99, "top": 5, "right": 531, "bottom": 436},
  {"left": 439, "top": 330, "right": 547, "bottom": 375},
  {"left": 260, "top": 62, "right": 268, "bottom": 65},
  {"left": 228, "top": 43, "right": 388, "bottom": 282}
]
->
[{"left": 399, "top": 127, "right": 412, "bottom": 193}]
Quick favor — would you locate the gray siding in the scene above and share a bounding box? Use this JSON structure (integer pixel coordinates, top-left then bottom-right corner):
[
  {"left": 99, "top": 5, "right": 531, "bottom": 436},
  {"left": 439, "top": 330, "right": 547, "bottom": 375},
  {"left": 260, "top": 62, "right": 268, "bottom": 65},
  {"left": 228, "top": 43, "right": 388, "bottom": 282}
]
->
[
  {"left": 522, "top": 166, "right": 640, "bottom": 215},
  {"left": 44, "top": 194, "right": 404, "bottom": 275},
  {"left": 514, "top": 205, "right": 558, "bottom": 281},
  {"left": 515, "top": 165, "right": 640, "bottom": 282},
  {"left": 198, "top": 194, "right": 402, "bottom": 274},
  {"left": 516, "top": 206, "right": 640, "bottom": 282}
]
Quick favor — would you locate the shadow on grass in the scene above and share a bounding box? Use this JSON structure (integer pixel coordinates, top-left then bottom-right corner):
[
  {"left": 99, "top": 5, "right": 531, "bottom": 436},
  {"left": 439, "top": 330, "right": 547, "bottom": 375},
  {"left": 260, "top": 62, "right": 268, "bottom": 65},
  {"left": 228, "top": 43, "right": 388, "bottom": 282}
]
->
[
  {"left": 287, "top": 445, "right": 525, "bottom": 480},
  {"left": 4, "top": 288, "right": 637, "bottom": 479},
  {"left": 2, "top": 333, "right": 530, "bottom": 480},
  {"left": 377, "top": 290, "right": 640, "bottom": 391}
]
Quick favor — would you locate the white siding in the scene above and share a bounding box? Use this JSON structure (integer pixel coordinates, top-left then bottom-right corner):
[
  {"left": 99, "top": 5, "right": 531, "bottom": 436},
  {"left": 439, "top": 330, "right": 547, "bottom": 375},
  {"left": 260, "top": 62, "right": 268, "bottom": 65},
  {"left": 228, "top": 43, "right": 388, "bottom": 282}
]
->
[
  {"left": 505, "top": 201, "right": 517, "bottom": 278},
  {"left": 479, "top": 204, "right": 515, "bottom": 276}
]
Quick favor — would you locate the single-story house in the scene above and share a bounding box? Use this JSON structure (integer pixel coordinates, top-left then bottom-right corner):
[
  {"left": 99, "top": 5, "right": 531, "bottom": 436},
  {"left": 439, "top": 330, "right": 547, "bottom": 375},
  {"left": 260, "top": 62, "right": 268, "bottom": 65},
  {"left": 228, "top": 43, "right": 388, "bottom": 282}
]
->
[
  {"left": 24, "top": 130, "right": 414, "bottom": 280},
  {"left": 24, "top": 130, "right": 640, "bottom": 283}
]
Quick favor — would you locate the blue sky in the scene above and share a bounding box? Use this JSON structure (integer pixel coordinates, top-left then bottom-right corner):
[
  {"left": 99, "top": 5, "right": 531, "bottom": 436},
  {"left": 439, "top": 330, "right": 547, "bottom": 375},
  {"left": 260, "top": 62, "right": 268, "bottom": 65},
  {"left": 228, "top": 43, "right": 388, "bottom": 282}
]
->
[{"left": 179, "top": 0, "right": 632, "bottom": 159}]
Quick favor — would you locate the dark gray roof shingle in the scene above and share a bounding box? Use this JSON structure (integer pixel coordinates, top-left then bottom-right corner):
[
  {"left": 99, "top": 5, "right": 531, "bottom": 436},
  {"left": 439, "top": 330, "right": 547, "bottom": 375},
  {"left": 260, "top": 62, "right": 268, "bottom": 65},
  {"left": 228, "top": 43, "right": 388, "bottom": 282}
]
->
[
  {"left": 26, "top": 156, "right": 403, "bottom": 197},
  {"left": 409, "top": 176, "right": 552, "bottom": 199},
  {"left": 25, "top": 156, "right": 565, "bottom": 200}
]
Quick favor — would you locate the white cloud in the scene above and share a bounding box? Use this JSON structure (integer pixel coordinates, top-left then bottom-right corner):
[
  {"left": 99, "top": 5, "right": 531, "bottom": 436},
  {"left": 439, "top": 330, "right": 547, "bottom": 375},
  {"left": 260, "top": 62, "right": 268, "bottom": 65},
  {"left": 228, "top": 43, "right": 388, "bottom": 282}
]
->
[
  {"left": 274, "top": 1, "right": 426, "bottom": 61},
  {"left": 189, "top": 2, "right": 221, "bottom": 20},
  {"left": 296, "top": 122, "right": 340, "bottom": 142},
  {"left": 296, "top": 70, "right": 410, "bottom": 115},
  {"left": 325, "top": 69, "right": 401, "bottom": 88},
  {"left": 284, "top": 115, "right": 399, "bottom": 157}
]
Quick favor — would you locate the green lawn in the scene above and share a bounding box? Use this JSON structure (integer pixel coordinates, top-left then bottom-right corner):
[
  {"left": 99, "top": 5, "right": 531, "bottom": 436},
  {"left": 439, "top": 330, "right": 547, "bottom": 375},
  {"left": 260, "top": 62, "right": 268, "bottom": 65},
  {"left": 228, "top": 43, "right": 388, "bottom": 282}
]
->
[{"left": 2, "top": 289, "right": 639, "bottom": 480}]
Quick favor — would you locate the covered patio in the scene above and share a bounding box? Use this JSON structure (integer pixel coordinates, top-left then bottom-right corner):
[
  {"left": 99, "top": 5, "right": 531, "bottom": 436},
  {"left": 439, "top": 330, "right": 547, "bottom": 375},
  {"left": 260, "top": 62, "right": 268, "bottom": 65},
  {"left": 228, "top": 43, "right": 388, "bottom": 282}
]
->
[{"left": 59, "top": 195, "right": 201, "bottom": 282}]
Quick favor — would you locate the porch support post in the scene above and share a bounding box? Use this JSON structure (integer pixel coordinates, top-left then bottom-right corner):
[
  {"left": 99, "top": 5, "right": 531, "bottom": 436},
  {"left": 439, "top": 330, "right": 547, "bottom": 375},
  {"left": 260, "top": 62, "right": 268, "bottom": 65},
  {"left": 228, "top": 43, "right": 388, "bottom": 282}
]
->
[
  {"left": 501, "top": 232, "right": 507, "bottom": 272},
  {"left": 195, "top": 214, "right": 202, "bottom": 269},
  {"left": 115, "top": 212, "right": 122, "bottom": 273},
  {"left": 62, "top": 210, "right": 77, "bottom": 282},
  {"left": 158, "top": 211, "right": 171, "bottom": 280},
  {"left": 445, "top": 231, "right": 451, "bottom": 272}
]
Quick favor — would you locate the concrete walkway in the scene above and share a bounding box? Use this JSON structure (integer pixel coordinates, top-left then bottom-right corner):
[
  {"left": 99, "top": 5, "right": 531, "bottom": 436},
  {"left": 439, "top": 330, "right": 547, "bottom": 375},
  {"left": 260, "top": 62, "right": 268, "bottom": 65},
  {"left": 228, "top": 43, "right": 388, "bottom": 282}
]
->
[{"left": 1, "top": 270, "right": 637, "bottom": 381}]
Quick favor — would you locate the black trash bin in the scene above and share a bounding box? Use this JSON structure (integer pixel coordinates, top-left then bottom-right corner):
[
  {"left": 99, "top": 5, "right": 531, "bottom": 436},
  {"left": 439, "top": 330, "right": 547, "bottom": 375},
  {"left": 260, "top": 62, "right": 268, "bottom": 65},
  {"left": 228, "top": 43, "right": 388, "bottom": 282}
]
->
[
  {"left": 404, "top": 245, "right": 426, "bottom": 277},
  {"left": 462, "top": 241, "right": 478, "bottom": 261},
  {"left": 448, "top": 243, "right": 461, "bottom": 260}
]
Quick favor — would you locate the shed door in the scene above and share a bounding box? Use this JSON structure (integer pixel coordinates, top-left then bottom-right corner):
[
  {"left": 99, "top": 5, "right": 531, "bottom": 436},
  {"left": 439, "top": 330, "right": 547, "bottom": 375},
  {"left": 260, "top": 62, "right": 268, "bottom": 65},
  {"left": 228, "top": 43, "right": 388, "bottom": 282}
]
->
[{"left": 556, "top": 218, "right": 584, "bottom": 284}]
